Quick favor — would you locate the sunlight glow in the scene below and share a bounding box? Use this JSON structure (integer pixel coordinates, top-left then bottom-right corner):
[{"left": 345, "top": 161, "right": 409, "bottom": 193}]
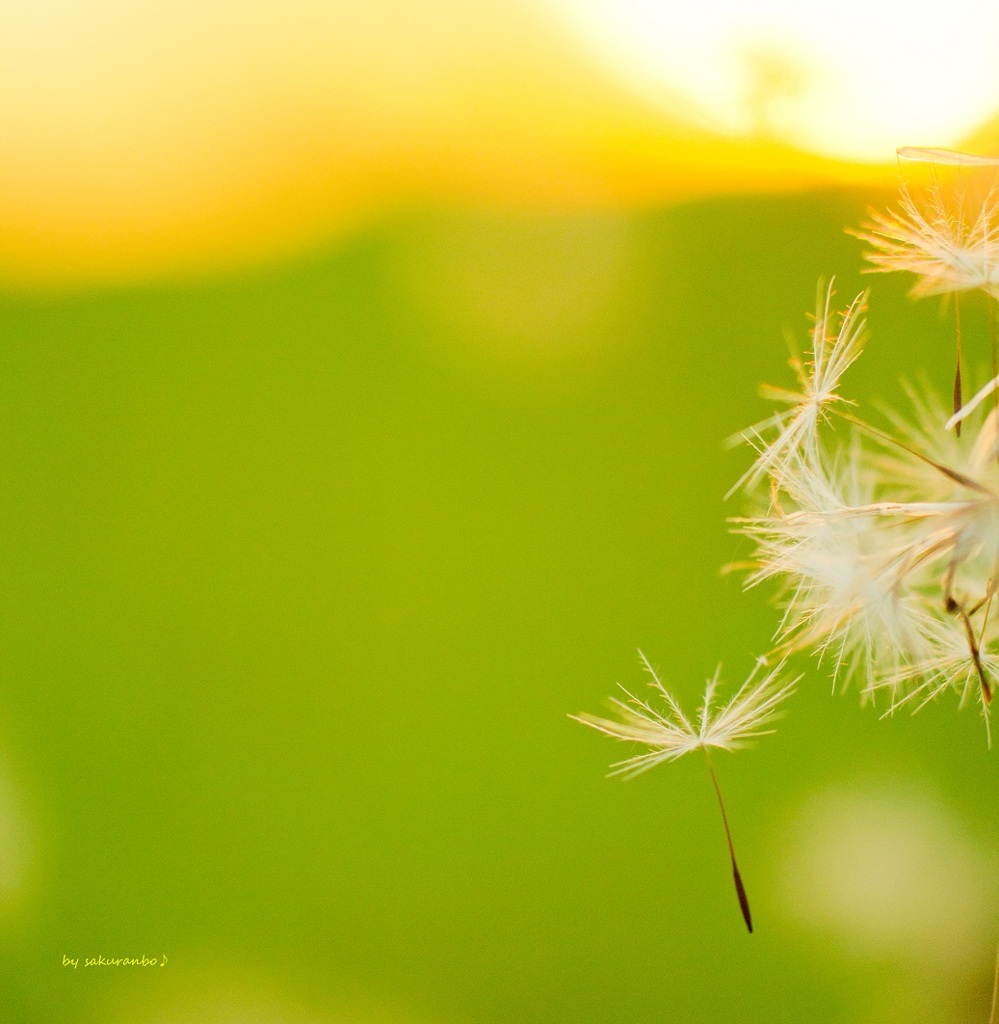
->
[{"left": 546, "top": 0, "right": 999, "bottom": 162}]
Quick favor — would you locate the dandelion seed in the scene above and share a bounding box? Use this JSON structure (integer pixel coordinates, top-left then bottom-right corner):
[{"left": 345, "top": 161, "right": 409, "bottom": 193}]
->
[
  {"left": 729, "top": 281, "right": 867, "bottom": 497},
  {"left": 731, "top": 282, "right": 999, "bottom": 731},
  {"left": 855, "top": 148, "right": 999, "bottom": 425},
  {"left": 572, "top": 654, "right": 797, "bottom": 932},
  {"left": 857, "top": 152, "right": 999, "bottom": 300}
]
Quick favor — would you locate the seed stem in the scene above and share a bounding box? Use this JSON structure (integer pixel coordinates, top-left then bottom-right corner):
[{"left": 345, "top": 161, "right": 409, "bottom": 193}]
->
[
  {"left": 703, "top": 748, "right": 753, "bottom": 933},
  {"left": 833, "top": 408, "right": 986, "bottom": 492}
]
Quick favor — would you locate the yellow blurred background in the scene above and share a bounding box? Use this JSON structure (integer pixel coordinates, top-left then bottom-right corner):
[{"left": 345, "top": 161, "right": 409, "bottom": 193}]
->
[{"left": 0, "top": 0, "right": 923, "bottom": 287}]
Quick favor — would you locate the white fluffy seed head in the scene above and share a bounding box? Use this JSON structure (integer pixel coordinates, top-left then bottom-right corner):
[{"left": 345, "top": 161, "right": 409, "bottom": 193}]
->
[{"left": 731, "top": 282, "right": 997, "bottom": 729}]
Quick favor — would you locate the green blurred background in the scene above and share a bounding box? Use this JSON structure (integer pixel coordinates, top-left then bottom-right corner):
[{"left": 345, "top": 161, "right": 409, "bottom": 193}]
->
[{"left": 1, "top": 187, "right": 997, "bottom": 1024}]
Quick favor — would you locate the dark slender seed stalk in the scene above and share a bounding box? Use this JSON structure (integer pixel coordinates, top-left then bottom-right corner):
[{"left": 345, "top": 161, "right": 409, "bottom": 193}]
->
[
  {"left": 954, "top": 292, "right": 964, "bottom": 436},
  {"left": 833, "top": 408, "right": 987, "bottom": 491},
  {"left": 703, "top": 748, "right": 753, "bottom": 933},
  {"left": 967, "top": 577, "right": 997, "bottom": 618},
  {"left": 956, "top": 605, "right": 992, "bottom": 704},
  {"left": 943, "top": 564, "right": 993, "bottom": 704}
]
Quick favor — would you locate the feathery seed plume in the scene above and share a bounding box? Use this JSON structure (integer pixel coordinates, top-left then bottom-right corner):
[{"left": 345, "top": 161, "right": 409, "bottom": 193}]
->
[
  {"left": 857, "top": 148, "right": 999, "bottom": 300},
  {"left": 729, "top": 280, "right": 867, "bottom": 497},
  {"left": 573, "top": 654, "right": 796, "bottom": 932},
  {"left": 855, "top": 146, "right": 999, "bottom": 424}
]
